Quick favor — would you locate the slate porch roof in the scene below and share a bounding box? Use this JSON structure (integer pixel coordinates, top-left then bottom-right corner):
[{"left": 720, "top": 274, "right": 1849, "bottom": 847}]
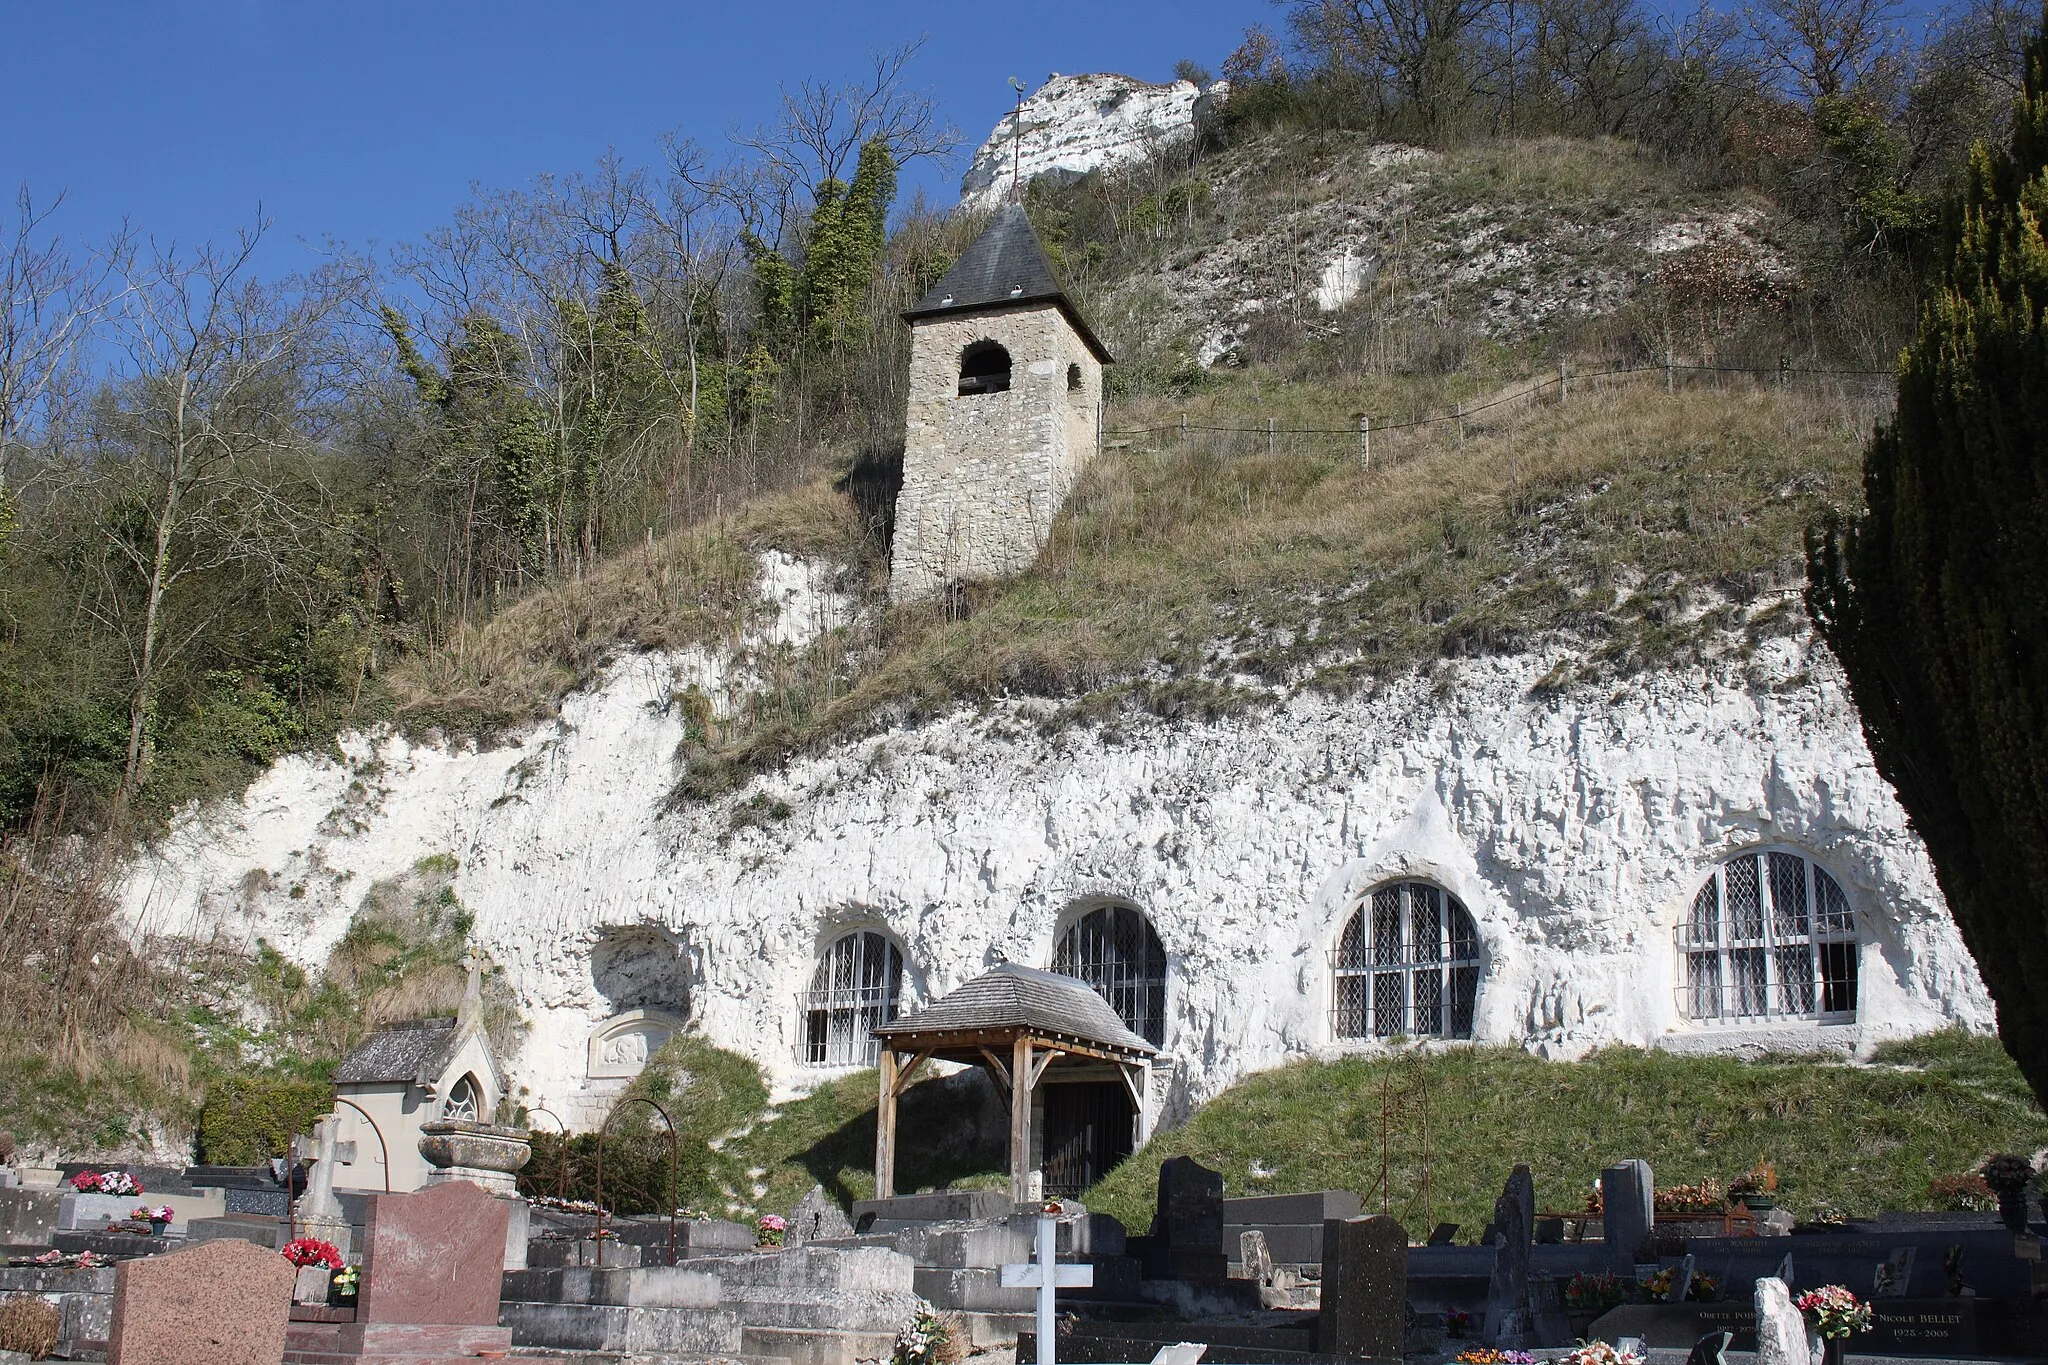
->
[
  {"left": 902, "top": 204, "right": 1114, "bottom": 363},
  {"left": 873, "top": 962, "right": 1156, "bottom": 1057}
]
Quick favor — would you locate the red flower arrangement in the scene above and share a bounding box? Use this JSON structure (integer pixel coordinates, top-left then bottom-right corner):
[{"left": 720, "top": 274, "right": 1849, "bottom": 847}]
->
[
  {"left": 68, "top": 1169, "right": 143, "bottom": 1196},
  {"left": 282, "top": 1238, "right": 343, "bottom": 1270}
]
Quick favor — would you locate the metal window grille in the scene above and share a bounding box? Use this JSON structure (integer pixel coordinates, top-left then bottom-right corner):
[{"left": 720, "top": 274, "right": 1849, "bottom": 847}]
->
[
  {"left": 1052, "top": 903, "right": 1168, "bottom": 1047},
  {"left": 799, "top": 931, "right": 903, "bottom": 1067},
  {"left": 1332, "top": 882, "right": 1481, "bottom": 1040},
  {"left": 1678, "top": 852, "right": 1859, "bottom": 1023}
]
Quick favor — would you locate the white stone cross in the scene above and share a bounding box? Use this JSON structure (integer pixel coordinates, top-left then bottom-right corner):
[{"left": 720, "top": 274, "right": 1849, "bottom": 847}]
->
[{"left": 1000, "top": 1214, "right": 1094, "bottom": 1365}]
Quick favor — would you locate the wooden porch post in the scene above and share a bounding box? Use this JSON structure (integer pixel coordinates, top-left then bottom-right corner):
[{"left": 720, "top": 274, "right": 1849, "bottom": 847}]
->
[
  {"left": 875, "top": 1046, "right": 898, "bottom": 1201},
  {"left": 1010, "top": 1036, "right": 1033, "bottom": 1203}
]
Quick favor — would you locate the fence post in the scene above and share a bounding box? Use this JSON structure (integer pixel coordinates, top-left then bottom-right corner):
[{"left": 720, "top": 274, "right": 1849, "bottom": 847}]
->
[
  {"left": 1666, "top": 348, "right": 1674, "bottom": 396},
  {"left": 1559, "top": 362, "right": 1568, "bottom": 403},
  {"left": 1360, "top": 414, "right": 1371, "bottom": 471},
  {"left": 1778, "top": 356, "right": 1788, "bottom": 389},
  {"left": 1455, "top": 402, "right": 1465, "bottom": 446},
  {"left": 1179, "top": 411, "right": 1187, "bottom": 446},
  {"left": 1267, "top": 417, "right": 1276, "bottom": 458}
]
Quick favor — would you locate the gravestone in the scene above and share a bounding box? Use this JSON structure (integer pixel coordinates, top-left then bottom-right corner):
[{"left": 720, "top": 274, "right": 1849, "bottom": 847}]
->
[
  {"left": 1753, "top": 1276, "right": 1816, "bottom": 1365},
  {"left": 356, "top": 1181, "right": 507, "bottom": 1328},
  {"left": 1672, "top": 1252, "right": 1697, "bottom": 1304},
  {"left": 1147, "top": 1156, "right": 1227, "bottom": 1283},
  {"left": 1318, "top": 1215, "right": 1406, "bottom": 1361},
  {"left": 106, "top": 1237, "right": 294, "bottom": 1365},
  {"left": 1484, "top": 1166, "right": 1535, "bottom": 1347},
  {"left": 1530, "top": 1271, "right": 1572, "bottom": 1345},
  {"left": 291, "top": 1114, "right": 354, "bottom": 1259},
  {"left": 787, "top": 1184, "right": 853, "bottom": 1245},
  {"left": 1241, "top": 1228, "right": 1274, "bottom": 1285},
  {"left": 1687, "top": 1330, "right": 1733, "bottom": 1365},
  {"left": 1535, "top": 1216, "right": 1565, "bottom": 1245},
  {"left": 1602, "top": 1160, "right": 1654, "bottom": 1262}
]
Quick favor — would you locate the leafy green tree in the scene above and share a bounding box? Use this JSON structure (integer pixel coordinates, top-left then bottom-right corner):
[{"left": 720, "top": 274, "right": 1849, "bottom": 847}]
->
[
  {"left": 802, "top": 138, "right": 897, "bottom": 346},
  {"left": 1807, "top": 22, "right": 2048, "bottom": 1107}
]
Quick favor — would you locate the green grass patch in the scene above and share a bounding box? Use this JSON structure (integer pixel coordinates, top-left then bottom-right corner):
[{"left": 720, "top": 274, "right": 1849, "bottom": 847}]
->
[{"left": 1083, "top": 1041, "right": 2047, "bottom": 1237}]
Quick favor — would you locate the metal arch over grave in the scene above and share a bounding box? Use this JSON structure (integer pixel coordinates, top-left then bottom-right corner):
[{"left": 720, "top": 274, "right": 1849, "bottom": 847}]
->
[{"left": 871, "top": 962, "right": 1156, "bottom": 1202}]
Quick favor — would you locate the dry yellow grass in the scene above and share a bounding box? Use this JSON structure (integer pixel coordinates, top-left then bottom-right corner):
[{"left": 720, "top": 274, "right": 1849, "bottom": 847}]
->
[{"left": 675, "top": 373, "right": 1884, "bottom": 797}]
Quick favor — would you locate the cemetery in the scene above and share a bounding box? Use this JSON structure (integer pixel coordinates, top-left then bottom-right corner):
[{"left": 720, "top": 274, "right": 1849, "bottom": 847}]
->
[{"left": 0, "top": 951, "right": 2043, "bottom": 1364}]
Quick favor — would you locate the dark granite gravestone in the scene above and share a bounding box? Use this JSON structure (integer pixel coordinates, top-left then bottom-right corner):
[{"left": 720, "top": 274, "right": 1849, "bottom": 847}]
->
[
  {"left": 1141, "top": 1156, "right": 1227, "bottom": 1283},
  {"left": 1484, "top": 1165, "right": 1535, "bottom": 1347},
  {"left": 1601, "top": 1160, "right": 1654, "bottom": 1263},
  {"left": 106, "top": 1237, "right": 294, "bottom": 1365},
  {"left": 1318, "top": 1215, "right": 1406, "bottom": 1361},
  {"left": 1535, "top": 1217, "right": 1565, "bottom": 1244}
]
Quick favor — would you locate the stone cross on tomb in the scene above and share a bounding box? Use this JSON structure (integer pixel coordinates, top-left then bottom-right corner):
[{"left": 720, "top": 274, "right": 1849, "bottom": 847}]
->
[
  {"left": 457, "top": 942, "right": 485, "bottom": 1029},
  {"left": 292, "top": 1113, "right": 357, "bottom": 1261},
  {"left": 1001, "top": 1213, "right": 1093, "bottom": 1365}
]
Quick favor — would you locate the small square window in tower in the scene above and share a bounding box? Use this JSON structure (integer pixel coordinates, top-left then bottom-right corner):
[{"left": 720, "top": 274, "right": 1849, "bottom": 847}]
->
[{"left": 892, "top": 204, "right": 1115, "bottom": 603}]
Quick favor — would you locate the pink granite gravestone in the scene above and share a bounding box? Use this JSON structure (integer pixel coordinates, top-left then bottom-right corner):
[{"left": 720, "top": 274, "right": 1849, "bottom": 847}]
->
[
  {"left": 356, "top": 1178, "right": 508, "bottom": 1326},
  {"left": 108, "top": 1237, "right": 295, "bottom": 1365}
]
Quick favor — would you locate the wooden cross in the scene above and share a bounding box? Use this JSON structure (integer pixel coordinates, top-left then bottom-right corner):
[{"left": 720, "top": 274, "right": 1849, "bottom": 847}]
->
[{"left": 1000, "top": 1214, "right": 1093, "bottom": 1365}]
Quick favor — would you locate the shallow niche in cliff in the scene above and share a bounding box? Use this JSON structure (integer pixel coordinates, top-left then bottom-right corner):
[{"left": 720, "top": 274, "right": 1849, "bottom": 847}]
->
[{"left": 590, "top": 924, "right": 690, "bottom": 1017}]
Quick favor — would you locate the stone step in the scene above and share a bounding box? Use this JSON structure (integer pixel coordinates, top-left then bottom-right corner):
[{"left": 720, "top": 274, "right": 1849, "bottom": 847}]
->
[
  {"left": 914, "top": 1265, "right": 1034, "bottom": 1313},
  {"left": 740, "top": 1326, "right": 900, "bottom": 1365},
  {"left": 500, "top": 1299, "right": 744, "bottom": 1357},
  {"left": 721, "top": 1292, "right": 915, "bottom": 1334},
  {"left": 503, "top": 1266, "right": 723, "bottom": 1309},
  {"left": 506, "top": 1351, "right": 785, "bottom": 1365},
  {"left": 677, "top": 1245, "right": 912, "bottom": 1295}
]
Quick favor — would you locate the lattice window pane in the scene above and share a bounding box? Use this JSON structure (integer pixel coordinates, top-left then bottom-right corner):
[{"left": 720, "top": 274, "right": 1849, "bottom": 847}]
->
[
  {"left": 1815, "top": 869, "right": 1855, "bottom": 936},
  {"left": 1335, "top": 972, "right": 1370, "bottom": 1038},
  {"left": 1770, "top": 852, "right": 1810, "bottom": 937},
  {"left": 1373, "top": 972, "right": 1404, "bottom": 1037},
  {"left": 1449, "top": 964, "right": 1479, "bottom": 1036},
  {"left": 1732, "top": 947, "right": 1769, "bottom": 1016},
  {"left": 1337, "top": 909, "right": 1368, "bottom": 970},
  {"left": 1410, "top": 886, "right": 1442, "bottom": 963},
  {"left": 1686, "top": 880, "right": 1721, "bottom": 948},
  {"left": 1726, "top": 856, "right": 1764, "bottom": 940},
  {"left": 1687, "top": 951, "right": 1723, "bottom": 1019},
  {"left": 1413, "top": 968, "right": 1444, "bottom": 1035},
  {"left": 1775, "top": 944, "right": 1815, "bottom": 1014},
  {"left": 1371, "top": 887, "right": 1402, "bottom": 966},
  {"left": 802, "top": 931, "right": 903, "bottom": 1067}
]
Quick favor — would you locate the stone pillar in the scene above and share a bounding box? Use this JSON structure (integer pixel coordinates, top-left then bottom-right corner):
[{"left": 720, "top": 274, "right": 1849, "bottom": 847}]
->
[{"left": 1601, "top": 1159, "right": 1654, "bottom": 1264}]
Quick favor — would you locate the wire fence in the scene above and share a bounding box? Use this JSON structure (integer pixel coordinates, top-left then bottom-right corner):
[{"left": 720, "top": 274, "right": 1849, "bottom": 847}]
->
[{"left": 1100, "top": 359, "right": 1897, "bottom": 466}]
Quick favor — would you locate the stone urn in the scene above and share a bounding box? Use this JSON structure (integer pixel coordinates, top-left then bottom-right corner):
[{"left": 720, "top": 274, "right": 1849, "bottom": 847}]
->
[{"left": 418, "top": 1120, "right": 532, "bottom": 1197}]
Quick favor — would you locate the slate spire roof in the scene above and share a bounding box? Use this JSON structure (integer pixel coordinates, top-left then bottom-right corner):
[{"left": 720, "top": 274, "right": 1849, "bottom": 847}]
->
[
  {"left": 873, "top": 961, "right": 1156, "bottom": 1056},
  {"left": 903, "top": 204, "right": 1113, "bottom": 363}
]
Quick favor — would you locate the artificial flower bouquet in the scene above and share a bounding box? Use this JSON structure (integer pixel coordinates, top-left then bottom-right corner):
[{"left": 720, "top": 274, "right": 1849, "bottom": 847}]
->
[
  {"left": 756, "top": 1213, "right": 787, "bottom": 1248},
  {"left": 282, "top": 1238, "right": 344, "bottom": 1271},
  {"left": 68, "top": 1169, "right": 142, "bottom": 1196},
  {"left": 1796, "top": 1285, "right": 1873, "bottom": 1339}
]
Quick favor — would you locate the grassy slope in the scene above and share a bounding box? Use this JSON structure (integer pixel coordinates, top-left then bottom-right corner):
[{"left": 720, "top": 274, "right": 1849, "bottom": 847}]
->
[
  {"left": 681, "top": 376, "right": 1879, "bottom": 796},
  {"left": 719, "top": 1033, "right": 2045, "bottom": 1230}
]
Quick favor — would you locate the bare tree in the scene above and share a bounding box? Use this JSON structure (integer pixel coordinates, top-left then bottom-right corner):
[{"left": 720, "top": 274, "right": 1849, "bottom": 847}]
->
[
  {"left": 733, "top": 39, "right": 960, "bottom": 242},
  {"left": 1744, "top": 0, "right": 1904, "bottom": 98},
  {"left": 0, "top": 187, "right": 125, "bottom": 503},
  {"left": 1286, "top": 0, "right": 1504, "bottom": 138},
  {"left": 80, "top": 218, "right": 364, "bottom": 805}
]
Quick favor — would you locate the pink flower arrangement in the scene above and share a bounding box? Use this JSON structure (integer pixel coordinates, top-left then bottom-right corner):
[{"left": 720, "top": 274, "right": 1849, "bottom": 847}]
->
[
  {"left": 68, "top": 1169, "right": 143, "bottom": 1195},
  {"left": 282, "top": 1238, "right": 343, "bottom": 1270},
  {"left": 756, "top": 1214, "right": 787, "bottom": 1248},
  {"left": 1796, "top": 1285, "right": 1873, "bottom": 1339},
  {"left": 133, "top": 1205, "right": 174, "bottom": 1223}
]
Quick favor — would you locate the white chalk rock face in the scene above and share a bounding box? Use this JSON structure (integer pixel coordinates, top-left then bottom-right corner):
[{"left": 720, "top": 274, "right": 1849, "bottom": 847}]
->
[
  {"left": 120, "top": 558, "right": 1991, "bottom": 1131},
  {"left": 960, "top": 73, "right": 1224, "bottom": 213}
]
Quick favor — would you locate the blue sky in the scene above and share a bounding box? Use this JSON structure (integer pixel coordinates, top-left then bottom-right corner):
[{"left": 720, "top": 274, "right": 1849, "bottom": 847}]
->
[{"left": 0, "top": 1, "right": 1257, "bottom": 270}]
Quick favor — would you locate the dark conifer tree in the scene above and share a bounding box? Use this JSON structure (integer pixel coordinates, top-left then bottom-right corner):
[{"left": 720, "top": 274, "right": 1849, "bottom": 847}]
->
[{"left": 1807, "top": 15, "right": 2048, "bottom": 1107}]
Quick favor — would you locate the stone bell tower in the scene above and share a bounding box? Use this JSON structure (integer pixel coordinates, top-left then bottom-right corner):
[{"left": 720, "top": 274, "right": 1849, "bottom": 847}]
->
[{"left": 890, "top": 204, "right": 1113, "bottom": 603}]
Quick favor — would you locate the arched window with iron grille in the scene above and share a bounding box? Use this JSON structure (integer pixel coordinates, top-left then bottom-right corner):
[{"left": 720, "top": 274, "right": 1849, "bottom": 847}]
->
[
  {"left": 1679, "top": 850, "right": 1859, "bottom": 1023},
  {"left": 1051, "top": 903, "right": 1167, "bottom": 1047},
  {"left": 1333, "top": 881, "right": 1481, "bottom": 1040},
  {"left": 801, "top": 930, "right": 903, "bottom": 1066}
]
